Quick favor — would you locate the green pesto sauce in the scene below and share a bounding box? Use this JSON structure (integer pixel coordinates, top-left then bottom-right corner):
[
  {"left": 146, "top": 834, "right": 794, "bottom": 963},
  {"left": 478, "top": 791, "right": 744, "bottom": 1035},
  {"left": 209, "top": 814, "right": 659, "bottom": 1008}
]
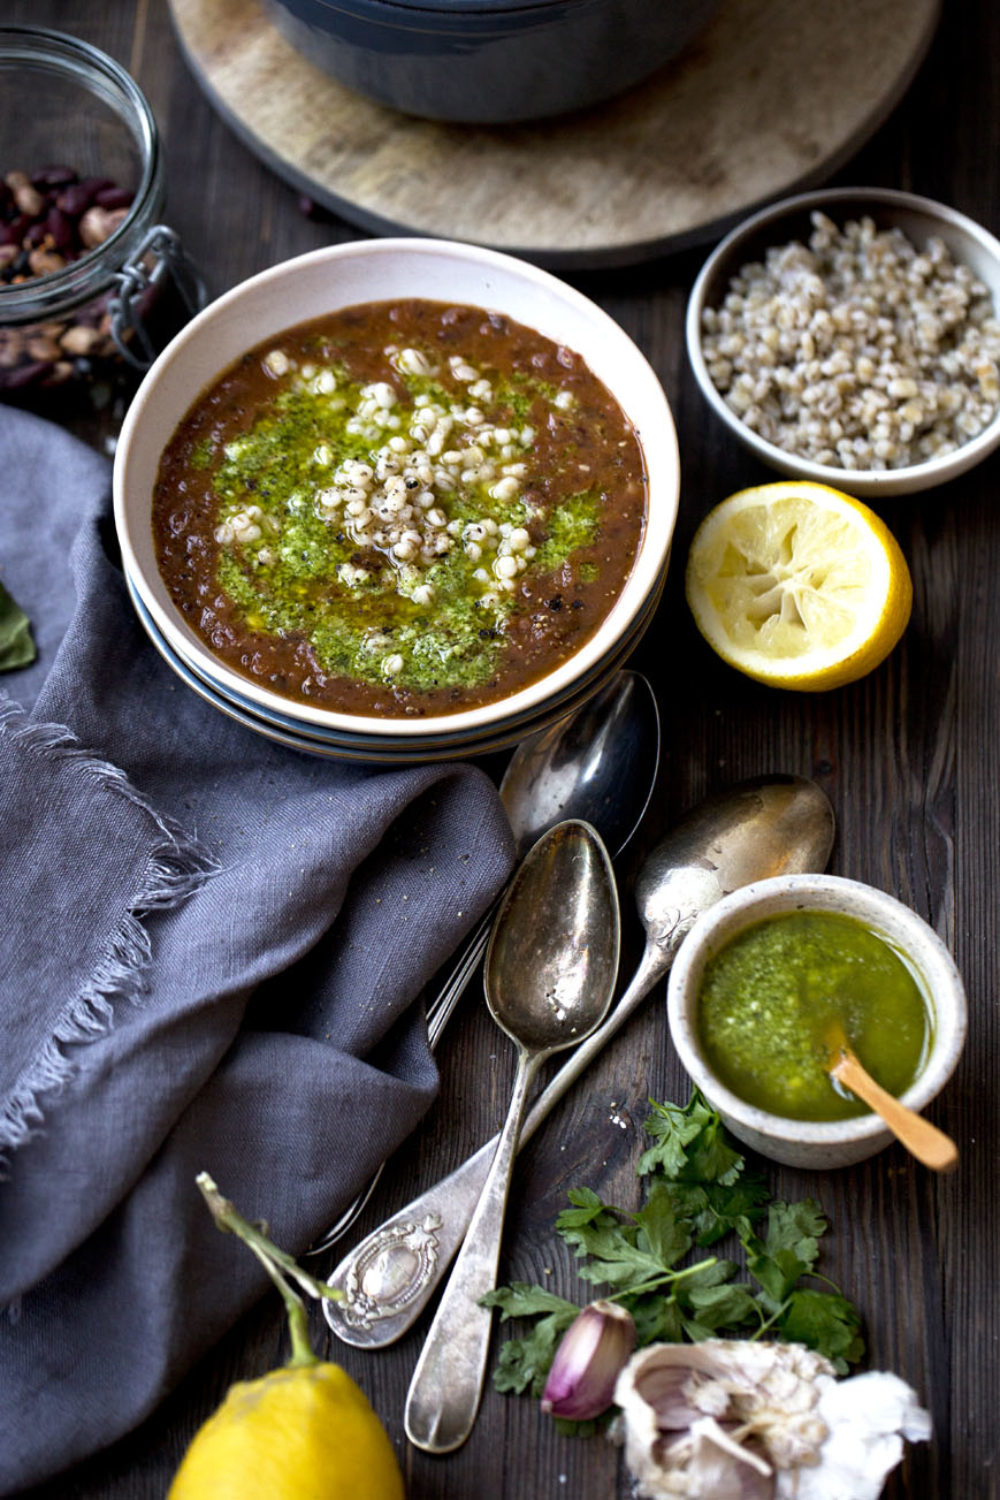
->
[
  {"left": 696, "top": 910, "right": 931, "bottom": 1122},
  {"left": 189, "top": 436, "right": 215, "bottom": 470},
  {"left": 532, "top": 505, "right": 598, "bottom": 573},
  {"left": 207, "top": 369, "right": 600, "bottom": 693}
]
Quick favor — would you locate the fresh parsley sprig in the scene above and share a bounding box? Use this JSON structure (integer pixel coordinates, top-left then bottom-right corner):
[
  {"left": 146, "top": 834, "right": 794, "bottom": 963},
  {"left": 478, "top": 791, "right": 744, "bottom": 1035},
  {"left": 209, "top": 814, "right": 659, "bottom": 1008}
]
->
[{"left": 482, "top": 1091, "right": 864, "bottom": 1420}]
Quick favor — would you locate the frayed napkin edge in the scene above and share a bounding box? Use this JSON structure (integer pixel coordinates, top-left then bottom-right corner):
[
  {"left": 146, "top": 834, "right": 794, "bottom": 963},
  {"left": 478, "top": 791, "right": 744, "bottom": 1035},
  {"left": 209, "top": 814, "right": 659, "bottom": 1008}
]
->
[{"left": 0, "top": 697, "right": 217, "bottom": 1168}]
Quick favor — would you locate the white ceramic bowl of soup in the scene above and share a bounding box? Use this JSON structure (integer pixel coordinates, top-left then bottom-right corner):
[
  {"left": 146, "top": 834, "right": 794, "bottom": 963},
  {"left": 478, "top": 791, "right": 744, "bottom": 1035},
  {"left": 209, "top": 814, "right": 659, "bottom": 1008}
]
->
[
  {"left": 666, "top": 874, "right": 967, "bottom": 1169},
  {"left": 114, "top": 237, "right": 679, "bottom": 749}
]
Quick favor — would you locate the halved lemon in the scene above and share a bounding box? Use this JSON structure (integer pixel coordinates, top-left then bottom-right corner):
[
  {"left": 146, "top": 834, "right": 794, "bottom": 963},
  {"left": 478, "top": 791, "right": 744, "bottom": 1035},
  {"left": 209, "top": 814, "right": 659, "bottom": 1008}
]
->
[{"left": 685, "top": 481, "right": 912, "bottom": 690}]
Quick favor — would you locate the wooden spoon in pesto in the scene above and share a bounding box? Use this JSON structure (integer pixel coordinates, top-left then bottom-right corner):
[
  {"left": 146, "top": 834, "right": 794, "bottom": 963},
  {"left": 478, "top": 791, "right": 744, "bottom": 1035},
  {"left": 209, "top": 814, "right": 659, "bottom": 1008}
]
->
[{"left": 825, "top": 1020, "right": 959, "bottom": 1172}]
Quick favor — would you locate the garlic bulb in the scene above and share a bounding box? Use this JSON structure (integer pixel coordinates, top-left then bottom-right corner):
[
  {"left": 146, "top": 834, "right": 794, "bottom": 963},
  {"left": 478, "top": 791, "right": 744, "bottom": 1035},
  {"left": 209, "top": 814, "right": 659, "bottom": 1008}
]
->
[{"left": 613, "top": 1339, "right": 931, "bottom": 1500}]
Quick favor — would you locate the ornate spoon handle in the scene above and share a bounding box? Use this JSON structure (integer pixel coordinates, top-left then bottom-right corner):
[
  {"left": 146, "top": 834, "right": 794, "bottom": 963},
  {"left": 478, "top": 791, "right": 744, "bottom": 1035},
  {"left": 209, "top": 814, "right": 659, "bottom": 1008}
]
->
[{"left": 403, "top": 1050, "right": 543, "bottom": 1453}]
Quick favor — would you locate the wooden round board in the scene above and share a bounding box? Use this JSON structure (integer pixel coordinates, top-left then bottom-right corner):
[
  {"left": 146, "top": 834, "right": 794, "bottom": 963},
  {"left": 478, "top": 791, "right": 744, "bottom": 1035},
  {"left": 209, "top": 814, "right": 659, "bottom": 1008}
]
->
[{"left": 169, "top": 0, "right": 940, "bottom": 268}]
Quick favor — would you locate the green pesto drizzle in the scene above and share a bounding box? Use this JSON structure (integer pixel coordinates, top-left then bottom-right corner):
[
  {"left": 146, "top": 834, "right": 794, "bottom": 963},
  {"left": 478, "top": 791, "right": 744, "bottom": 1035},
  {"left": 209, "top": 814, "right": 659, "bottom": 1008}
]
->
[{"left": 205, "top": 361, "right": 603, "bottom": 693}]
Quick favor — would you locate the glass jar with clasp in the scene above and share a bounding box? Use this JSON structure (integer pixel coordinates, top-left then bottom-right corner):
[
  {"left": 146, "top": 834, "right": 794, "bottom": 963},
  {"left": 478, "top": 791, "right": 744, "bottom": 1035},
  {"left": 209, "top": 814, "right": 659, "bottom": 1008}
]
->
[{"left": 0, "top": 25, "right": 203, "bottom": 405}]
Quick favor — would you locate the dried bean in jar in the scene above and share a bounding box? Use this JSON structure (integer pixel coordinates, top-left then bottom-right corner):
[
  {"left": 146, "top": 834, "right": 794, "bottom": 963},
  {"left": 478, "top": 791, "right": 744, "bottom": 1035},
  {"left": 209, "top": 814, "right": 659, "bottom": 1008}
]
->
[
  {"left": 0, "top": 162, "right": 136, "bottom": 394},
  {"left": 95, "top": 186, "right": 134, "bottom": 211},
  {"left": 30, "top": 164, "right": 78, "bottom": 190}
]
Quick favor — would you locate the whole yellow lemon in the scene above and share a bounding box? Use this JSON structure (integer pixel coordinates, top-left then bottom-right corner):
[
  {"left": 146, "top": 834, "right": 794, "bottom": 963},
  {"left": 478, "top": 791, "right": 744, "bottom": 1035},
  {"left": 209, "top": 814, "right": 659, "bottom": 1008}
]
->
[{"left": 167, "top": 1360, "right": 405, "bottom": 1500}]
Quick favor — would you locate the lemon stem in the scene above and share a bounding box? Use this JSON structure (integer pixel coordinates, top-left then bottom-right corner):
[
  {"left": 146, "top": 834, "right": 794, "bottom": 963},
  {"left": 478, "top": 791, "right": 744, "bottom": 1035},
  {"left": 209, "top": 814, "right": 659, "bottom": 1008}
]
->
[
  {"left": 253, "top": 1245, "right": 317, "bottom": 1369},
  {"left": 195, "top": 1172, "right": 343, "bottom": 1368}
]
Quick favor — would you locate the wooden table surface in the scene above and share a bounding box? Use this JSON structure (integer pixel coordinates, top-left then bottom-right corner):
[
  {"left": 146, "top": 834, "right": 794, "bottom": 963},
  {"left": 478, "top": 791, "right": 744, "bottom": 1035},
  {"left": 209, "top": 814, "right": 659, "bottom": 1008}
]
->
[{"left": 8, "top": 3, "right": 998, "bottom": 1497}]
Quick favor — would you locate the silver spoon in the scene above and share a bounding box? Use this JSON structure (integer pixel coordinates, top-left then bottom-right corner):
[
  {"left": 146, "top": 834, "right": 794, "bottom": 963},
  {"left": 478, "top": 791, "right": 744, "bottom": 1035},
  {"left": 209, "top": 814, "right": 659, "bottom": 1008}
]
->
[
  {"left": 426, "top": 667, "right": 658, "bottom": 1041},
  {"left": 308, "top": 669, "right": 658, "bottom": 1256},
  {"left": 324, "top": 774, "right": 834, "bottom": 1350},
  {"left": 404, "top": 819, "right": 621, "bottom": 1455}
]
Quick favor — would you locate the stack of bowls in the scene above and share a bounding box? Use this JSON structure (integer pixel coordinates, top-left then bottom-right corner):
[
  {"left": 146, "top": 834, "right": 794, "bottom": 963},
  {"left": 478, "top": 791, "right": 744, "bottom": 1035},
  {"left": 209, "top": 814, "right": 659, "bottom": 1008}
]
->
[{"left": 114, "top": 238, "right": 679, "bottom": 763}]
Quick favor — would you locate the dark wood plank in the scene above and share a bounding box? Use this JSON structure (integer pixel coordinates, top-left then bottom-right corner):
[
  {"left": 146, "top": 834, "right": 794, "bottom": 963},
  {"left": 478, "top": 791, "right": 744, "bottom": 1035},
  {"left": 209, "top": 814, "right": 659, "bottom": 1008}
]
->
[
  {"left": 5, "top": 2, "right": 998, "bottom": 1497},
  {"left": 164, "top": 0, "right": 939, "bottom": 267}
]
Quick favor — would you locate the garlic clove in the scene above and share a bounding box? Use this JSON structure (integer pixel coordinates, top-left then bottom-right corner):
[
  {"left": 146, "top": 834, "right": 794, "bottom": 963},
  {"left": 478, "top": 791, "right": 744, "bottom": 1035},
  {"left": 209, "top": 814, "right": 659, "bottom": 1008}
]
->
[
  {"left": 540, "top": 1299, "right": 636, "bottom": 1420},
  {"left": 624, "top": 1343, "right": 737, "bottom": 1429},
  {"left": 675, "top": 1419, "right": 775, "bottom": 1500}
]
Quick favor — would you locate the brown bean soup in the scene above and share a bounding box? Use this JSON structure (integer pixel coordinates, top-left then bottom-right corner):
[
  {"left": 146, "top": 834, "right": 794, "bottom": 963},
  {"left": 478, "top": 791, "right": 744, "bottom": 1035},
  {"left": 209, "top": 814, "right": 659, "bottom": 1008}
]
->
[{"left": 153, "top": 299, "right": 647, "bottom": 717}]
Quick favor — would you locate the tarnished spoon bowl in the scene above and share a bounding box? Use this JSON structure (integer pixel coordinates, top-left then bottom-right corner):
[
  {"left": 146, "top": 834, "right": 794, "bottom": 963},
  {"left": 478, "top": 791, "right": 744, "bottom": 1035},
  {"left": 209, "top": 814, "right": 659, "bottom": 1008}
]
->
[{"left": 404, "top": 820, "right": 621, "bottom": 1454}]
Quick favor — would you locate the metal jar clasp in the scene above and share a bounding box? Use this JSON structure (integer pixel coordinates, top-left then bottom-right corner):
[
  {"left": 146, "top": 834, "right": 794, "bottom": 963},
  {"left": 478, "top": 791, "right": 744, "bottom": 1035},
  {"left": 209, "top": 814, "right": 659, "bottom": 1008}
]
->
[{"left": 109, "top": 224, "right": 205, "bottom": 369}]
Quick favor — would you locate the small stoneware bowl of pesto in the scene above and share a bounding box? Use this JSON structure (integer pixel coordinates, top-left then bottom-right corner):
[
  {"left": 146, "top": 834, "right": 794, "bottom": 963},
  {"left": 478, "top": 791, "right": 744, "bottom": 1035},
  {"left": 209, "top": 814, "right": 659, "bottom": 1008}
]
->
[{"left": 666, "top": 873, "right": 967, "bottom": 1169}]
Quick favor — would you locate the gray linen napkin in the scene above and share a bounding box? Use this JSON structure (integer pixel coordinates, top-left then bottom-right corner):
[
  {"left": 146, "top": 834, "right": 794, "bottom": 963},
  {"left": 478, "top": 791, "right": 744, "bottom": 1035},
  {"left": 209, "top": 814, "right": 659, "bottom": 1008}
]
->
[{"left": 0, "top": 405, "right": 515, "bottom": 1494}]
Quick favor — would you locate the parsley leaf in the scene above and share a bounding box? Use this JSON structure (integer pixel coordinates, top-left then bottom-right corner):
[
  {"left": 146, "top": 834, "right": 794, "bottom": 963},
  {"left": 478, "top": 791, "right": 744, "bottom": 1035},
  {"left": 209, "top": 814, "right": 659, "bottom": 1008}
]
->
[
  {"left": 563, "top": 1218, "right": 672, "bottom": 1290},
  {"left": 480, "top": 1285, "right": 580, "bottom": 1396},
  {"left": 481, "top": 1283, "right": 581, "bottom": 1322},
  {"left": 776, "top": 1288, "right": 865, "bottom": 1374},
  {"left": 630, "top": 1293, "right": 684, "bottom": 1345},
  {"left": 632, "top": 1184, "right": 693, "bottom": 1270},
  {"left": 638, "top": 1094, "right": 745, "bottom": 1185},
  {"left": 660, "top": 1176, "right": 769, "bottom": 1247},
  {"left": 555, "top": 1186, "right": 618, "bottom": 1232},
  {"left": 557, "top": 1183, "right": 696, "bottom": 1292},
  {"left": 554, "top": 1188, "right": 617, "bottom": 1236},
  {"left": 635, "top": 1095, "right": 711, "bottom": 1176},
  {"left": 0, "top": 580, "right": 36, "bottom": 672},
  {"left": 680, "top": 1279, "right": 760, "bottom": 1340},
  {"left": 745, "top": 1200, "right": 826, "bottom": 1304}
]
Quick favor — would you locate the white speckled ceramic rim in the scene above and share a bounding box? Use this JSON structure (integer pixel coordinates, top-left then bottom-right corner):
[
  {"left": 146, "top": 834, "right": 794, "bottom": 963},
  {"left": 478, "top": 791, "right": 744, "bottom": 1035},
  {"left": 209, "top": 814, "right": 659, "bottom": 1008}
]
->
[
  {"left": 685, "top": 186, "right": 1000, "bottom": 499},
  {"left": 114, "top": 236, "right": 679, "bottom": 740},
  {"left": 666, "top": 872, "right": 968, "bottom": 1158}
]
